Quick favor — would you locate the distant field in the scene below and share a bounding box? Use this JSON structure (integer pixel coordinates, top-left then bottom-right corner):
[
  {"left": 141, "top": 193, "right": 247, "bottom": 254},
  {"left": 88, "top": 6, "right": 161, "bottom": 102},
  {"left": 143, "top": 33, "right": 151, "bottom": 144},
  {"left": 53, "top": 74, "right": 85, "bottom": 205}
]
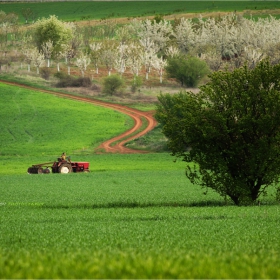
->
[{"left": 1, "top": 1, "right": 280, "bottom": 23}]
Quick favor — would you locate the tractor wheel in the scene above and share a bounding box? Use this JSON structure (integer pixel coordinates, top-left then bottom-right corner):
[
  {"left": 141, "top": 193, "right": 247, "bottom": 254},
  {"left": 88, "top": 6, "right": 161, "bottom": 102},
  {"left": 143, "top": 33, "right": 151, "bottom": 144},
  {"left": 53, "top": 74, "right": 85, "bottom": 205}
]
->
[
  {"left": 58, "top": 163, "right": 73, "bottom": 174},
  {"left": 37, "top": 167, "right": 43, "bottom": 174},
  {"left": 44, "top": 168, "right": 50, "bottom": 174}
]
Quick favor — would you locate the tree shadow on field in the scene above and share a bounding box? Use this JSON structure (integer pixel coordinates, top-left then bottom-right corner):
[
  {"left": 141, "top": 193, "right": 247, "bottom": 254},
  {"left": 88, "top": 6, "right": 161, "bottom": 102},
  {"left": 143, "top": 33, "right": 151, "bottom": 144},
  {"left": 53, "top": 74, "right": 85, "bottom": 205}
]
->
[{"left": 42, "top": 200, "right": 232, "bottom": 210}]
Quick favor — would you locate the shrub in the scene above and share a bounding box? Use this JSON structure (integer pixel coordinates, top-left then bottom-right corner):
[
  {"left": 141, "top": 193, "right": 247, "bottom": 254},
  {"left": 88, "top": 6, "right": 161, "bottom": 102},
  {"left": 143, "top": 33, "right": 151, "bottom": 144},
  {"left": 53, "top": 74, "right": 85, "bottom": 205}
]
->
[
  {"left": 71, "top": 77, "right": 92, "bottom": 87},
  {"left": 91, "top": 84, "right": 101, "bottom": 92},
  {"left": 102, "top": 75, "right": 124, "bottom": 96},
  {"left": 55, "top": 74, "right": 75, "bottom": 87},
  {"left": 165, "top": 55, "right": 210, "bottom": 87},
  {"left": 54, "top": 73, "right": 91, "bottom": 88},
  {"left": 131, "top": 76, "right": 142, "bottom": 93},
  {"left": 153, "top": 14, "right": 164, "bottom": 23},
  {"left": 40, "top": 67, "right": 51, "bottom": 80},
  {"left": 54, "top": 71, "right": 68, "bottom": 80}
]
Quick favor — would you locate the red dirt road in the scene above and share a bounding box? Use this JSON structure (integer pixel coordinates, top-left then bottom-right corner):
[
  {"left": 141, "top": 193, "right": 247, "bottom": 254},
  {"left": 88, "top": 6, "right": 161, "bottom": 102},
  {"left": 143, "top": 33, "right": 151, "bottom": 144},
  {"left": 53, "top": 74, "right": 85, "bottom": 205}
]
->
[{"left": 0, "top": 80, "right": 157, "bottom": 154}]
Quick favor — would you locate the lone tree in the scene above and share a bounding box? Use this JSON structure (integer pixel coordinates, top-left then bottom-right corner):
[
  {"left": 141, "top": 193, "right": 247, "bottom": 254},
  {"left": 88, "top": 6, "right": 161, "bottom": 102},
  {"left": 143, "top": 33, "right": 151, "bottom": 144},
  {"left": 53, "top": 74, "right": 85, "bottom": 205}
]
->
[
  {"left": 33, "top": 15, "right": 74, "bottom": 60},
  {"left": 156, "top": 60, "right": 280, "bottom": 205},
  {"left": 21, "top": 8, "right": 34, "bottom": 24}
]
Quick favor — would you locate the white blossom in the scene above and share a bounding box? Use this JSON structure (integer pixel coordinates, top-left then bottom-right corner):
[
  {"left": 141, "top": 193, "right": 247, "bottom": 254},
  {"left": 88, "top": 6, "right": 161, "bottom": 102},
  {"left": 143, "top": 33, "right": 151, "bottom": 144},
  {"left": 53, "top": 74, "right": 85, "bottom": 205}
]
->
[
  {"left": 152, "top": 56, "right": 167, "bottom": 83},
  {"left": 89, "top": 42, "right": 102, "bottom": 74},
  {"left": 32, "top": 49, "right": 45, "bottom": 74},
  {"left": 75, "top": 54, "right": 91, "bottom": 77},
  {"left": 127, "top": 43, "right": 143, "bottom": 77},
  {"left": 41, "top": 40, "right": 53, "bottom": 67}
]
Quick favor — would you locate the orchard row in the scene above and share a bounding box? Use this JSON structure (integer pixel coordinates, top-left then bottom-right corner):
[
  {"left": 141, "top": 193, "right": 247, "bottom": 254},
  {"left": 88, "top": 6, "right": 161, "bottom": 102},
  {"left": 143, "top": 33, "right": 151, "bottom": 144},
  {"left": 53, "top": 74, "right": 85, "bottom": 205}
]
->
[{"left": 1, "top": 12, "right": 280, "bottom": 83}]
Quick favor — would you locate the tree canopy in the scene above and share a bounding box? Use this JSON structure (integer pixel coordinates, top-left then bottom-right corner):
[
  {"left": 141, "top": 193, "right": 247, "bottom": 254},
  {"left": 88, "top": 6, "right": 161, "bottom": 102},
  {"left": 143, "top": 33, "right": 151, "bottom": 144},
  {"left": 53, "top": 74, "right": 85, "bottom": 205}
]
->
[
  {"left": 33, "top": 15, "right": 75, "bottom": 57},
  {"left": 156, "top": 60, "right": 280, "bottom": 205}
]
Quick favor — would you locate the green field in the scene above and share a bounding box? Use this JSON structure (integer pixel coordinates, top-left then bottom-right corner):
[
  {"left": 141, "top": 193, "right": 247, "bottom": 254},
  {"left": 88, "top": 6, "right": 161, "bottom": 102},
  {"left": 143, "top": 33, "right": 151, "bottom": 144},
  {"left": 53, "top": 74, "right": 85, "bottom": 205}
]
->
[
  {"left": 1, "top": 82, "right": 280, "bottom": 278},
  {"left": 1, "top": 169, "right": 280, "bottom": 278},
  {"left": 1, "top": 1, "right": 280, "bottom": 23},
  {"left": 0, "top": 83, "right": 131, "bottom": 157}
]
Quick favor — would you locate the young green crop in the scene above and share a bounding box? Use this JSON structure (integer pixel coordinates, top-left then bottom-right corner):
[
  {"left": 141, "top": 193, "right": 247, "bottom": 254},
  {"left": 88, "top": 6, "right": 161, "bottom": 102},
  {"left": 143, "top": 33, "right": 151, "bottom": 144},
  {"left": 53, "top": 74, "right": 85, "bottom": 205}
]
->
[
  {"left": 0, "top": 83, "right": 131, "bottom": 157},
  {"left": 2, "top": 1, "right": 280, "bottom": 24},
  {"left": 0, "top": 169, "right": 279, "bottom": 278}
]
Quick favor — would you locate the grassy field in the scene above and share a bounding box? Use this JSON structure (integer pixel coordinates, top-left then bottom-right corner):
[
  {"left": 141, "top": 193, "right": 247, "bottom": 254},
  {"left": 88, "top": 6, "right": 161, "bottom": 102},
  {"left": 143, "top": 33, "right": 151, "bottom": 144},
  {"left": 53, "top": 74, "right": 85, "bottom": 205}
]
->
[
  {"left": 1, "top": 1, "right": 280, "bottom": 23},
  {"left": 0, "top": 82, "right": 132, "bottom": 158},
  {"left": 0, "top": 82, "right": 280, "bottom": 278},
  {"left": 1, "top": 168, "right": 280, "bottom": 278},
  {"left": 1, "top": 2, "right": 280, "bottom": 277}
]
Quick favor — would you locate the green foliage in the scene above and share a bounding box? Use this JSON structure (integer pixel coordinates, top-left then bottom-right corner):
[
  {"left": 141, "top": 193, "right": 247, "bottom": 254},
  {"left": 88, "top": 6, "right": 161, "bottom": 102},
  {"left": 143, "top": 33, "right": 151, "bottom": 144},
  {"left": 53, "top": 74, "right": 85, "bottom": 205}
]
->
[
  {"left": 153, "top": 14, "right": 164, "bottom": 23},
  {"left": 165, "top": 55, "right": 210, "bottom": 87},
  {"left": 156, "top": 60, "right": 280, "bottom": 205},
  {"left": 126, "top": 125, "right": 169, "bottom": 152},
  {"left": 33, "top": 15, "right": 74, "bottom": 56},
  {"left": 276, "top": 187, "right": 280, "bottom": 202},
  {"left": 102, "top": 74, "right": 125, "bottom": 96},
  {"left": 55, "top": 74, "right": 92, "bottom": 88},
  {"left": 40, "top": 67, "right": 51, "bottom": 80},
  {"left": 131, "top": 75, "right": 142, "bottom": 93},
  {"left": 0, "top": 83, "right": 130, "bottom": 156},
  {"left": 21, "top": 7, "right": 35, "bottom": 24}
]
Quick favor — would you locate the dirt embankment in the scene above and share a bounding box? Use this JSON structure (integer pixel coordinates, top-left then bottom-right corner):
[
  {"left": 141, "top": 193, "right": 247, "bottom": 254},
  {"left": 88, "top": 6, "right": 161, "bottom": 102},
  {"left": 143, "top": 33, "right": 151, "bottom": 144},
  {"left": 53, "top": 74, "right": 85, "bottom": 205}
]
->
[{"left": 0, "top": 80, "right": 157, "bottom": 154}]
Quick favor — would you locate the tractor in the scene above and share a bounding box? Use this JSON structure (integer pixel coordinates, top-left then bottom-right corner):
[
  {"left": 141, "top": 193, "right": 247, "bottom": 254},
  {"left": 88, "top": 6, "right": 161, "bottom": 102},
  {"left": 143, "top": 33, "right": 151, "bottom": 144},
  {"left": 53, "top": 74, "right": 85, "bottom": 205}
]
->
[{"left": 27, "top": 156, "right": 90, "bottom": 174}]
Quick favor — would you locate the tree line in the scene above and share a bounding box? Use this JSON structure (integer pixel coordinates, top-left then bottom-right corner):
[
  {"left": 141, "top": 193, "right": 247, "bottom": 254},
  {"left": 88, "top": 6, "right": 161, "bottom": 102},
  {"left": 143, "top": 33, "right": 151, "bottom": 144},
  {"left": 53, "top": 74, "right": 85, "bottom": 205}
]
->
[{"left": 2, "top": 12, "right": 280, "bottom": 86}]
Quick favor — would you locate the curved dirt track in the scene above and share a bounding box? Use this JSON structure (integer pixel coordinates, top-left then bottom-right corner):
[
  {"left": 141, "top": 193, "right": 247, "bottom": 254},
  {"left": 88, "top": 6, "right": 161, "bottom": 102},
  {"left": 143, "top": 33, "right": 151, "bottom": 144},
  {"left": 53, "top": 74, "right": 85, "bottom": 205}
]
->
[{"left": 0, "top": 80, "right": 157, "bottom": 154}]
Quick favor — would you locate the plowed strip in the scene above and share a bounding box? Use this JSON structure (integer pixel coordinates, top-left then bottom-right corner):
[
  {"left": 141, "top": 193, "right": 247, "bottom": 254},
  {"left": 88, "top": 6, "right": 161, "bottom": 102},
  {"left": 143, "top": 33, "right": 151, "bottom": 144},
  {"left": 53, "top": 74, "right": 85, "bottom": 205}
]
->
[{"left": 0, "top": 80, "right": 157, "bottom": 153}]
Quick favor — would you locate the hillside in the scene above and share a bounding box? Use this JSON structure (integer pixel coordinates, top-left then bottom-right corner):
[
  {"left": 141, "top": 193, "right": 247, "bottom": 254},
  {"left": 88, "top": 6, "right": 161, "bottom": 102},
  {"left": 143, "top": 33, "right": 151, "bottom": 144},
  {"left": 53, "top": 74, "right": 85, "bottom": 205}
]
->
[{"left": 0, "top": 82, "right": 134, "bottom": 156}]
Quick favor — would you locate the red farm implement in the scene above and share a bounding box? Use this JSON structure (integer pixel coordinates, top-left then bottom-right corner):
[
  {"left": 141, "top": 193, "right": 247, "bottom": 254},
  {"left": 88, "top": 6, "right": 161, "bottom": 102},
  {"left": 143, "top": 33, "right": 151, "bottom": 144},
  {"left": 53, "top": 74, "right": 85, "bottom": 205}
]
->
[{"left": 27, "top": 157, "right": 90, "bottom": 174}]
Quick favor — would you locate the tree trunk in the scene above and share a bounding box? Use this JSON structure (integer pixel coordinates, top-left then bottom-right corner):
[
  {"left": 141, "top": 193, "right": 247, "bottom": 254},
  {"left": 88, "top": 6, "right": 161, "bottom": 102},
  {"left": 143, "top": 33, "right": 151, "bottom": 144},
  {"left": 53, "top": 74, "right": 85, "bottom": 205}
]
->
[
  {"left": 251, "top": 181, "right": 262, "bottom": 202},
  {"left": 228, "top": 194, "right": 240, "bottom": 205}
]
